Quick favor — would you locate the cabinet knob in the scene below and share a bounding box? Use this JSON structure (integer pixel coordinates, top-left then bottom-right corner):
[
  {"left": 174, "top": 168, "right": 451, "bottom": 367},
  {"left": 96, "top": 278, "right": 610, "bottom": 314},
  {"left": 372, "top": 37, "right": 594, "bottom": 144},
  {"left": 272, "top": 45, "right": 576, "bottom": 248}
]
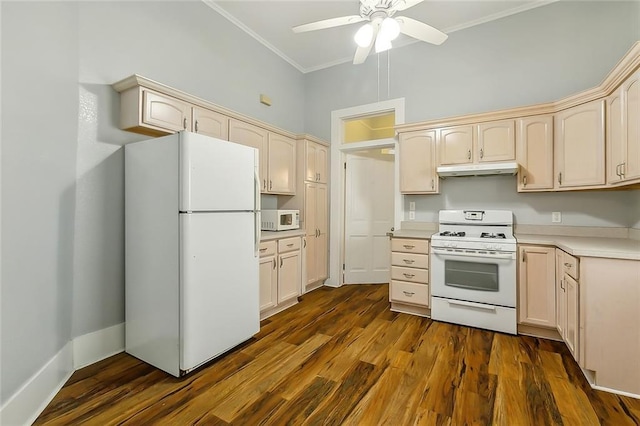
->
[
  {"left": 303, "top": 238, "right": 306, "bottom": 248},
  {"left": 523, "top": 175, "right": 527, "bottom": 186},
  {"left": 558, "top": 172, "right": 562, "bottom": 185},
  {"left": 273, "top": 258, "right": 276, "bottom": 269},
  {"left": 403, "top": 273, "right": 415, "bottom": 279},
  {"left": 269, "top": 180, "right": 273, "bottom": 190},
  {"left": 195, "top": 120, "right": 199, "bottom": 133},
  {"left": 467, "top": 149, "right": 471, "bottom": 160},
  {"left": 479, "top": 148, "right": 484, "bottom": 159},
  {"left": 280, "top": 258, "right": 283, "bottom": 268},
  {"left": 621, "top": 162, "right": 626, "bottom": 177},
  {"left": 403, "top": 244, "right": 415, "bottom": 249},
  {"left": 402, "top": 291, "right": 415, "bottom": 297},
  {"left": 431, "top": 179, "right": 434, "bottom": 190},
  {"left": 403, "top": 259, "right": 415, "bottom": 264}
]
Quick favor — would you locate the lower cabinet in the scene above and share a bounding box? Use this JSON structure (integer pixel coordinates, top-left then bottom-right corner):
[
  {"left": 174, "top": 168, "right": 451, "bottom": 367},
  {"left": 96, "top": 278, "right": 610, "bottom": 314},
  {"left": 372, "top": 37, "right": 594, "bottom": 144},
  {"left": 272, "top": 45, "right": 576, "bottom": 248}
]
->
[
  {"left": 555, "top": 249, "right": 580, "bottom": 362},
  {"left": 518, "top": 245, "right": 556, "bottom": 328},
  {"left": 258, "top": 237, "right": 302, "bottom": 320},
  {"left": 389, "top": 237, "right": 430, "bottom": 317}
]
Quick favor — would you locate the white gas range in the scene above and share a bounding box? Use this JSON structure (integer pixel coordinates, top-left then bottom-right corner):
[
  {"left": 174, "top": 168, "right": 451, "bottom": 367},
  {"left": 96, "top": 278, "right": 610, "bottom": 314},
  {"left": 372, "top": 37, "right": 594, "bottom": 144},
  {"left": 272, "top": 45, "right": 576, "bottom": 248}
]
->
[{"left": 430, "top": 210, "right": 517, "bottom": 334}]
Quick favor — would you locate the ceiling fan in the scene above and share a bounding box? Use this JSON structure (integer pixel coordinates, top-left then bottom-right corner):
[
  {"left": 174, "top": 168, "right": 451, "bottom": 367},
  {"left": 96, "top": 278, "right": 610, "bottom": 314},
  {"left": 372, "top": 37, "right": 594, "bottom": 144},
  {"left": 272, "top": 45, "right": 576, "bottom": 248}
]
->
[{"left": 292, "top": 0, "right": 448, "bottom": 65}]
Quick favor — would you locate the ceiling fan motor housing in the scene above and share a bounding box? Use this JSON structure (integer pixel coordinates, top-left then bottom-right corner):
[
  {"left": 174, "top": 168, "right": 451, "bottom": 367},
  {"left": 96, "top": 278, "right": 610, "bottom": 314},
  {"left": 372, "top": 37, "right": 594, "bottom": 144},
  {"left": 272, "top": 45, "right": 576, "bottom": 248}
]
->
[{"left": 360, "top": 0, "right": 397, "bottom": 19}]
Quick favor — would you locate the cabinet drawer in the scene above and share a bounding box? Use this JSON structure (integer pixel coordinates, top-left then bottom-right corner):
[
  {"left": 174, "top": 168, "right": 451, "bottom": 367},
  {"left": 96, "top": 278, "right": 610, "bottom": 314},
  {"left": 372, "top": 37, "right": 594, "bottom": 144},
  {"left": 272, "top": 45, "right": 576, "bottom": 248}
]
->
[
  {"left": 562, "top": 252, "right": 579, "bottom": 280},
  {"left": 390, "top": 280, "right": 430, "bottom": 306},
  {"left": 391, "top": 238, "right": 429, "bottom": 254},
  {"left": 259, "top": 241, "right": 276, "bottom": 257},
  {"left": 391, "top": 252, "right": 429, "bottom": 269},
  {"left": 278, "top": 237, "right": 301, "bottom": 253},
  {"left": 391, "top": 266, "right": 429, "bottom": 284}
]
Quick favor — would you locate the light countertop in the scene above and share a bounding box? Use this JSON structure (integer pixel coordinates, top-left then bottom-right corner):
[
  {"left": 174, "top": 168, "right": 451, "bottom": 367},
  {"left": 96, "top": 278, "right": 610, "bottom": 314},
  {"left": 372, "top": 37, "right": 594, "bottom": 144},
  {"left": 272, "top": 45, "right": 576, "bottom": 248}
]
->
[
  {"left": 390, "top": 230, "right": 433, "bottom": 239},
  {"left": 261, "top": 229, "right": 306, "bottom": 242},
  {"left": 516, "top": 234, "right": 640, "bottom": 261}
]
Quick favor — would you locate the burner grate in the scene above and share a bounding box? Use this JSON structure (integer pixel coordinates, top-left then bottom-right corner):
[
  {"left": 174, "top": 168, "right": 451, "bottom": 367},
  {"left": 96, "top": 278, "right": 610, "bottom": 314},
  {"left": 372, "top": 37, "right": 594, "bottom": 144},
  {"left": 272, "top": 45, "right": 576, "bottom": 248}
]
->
[
  {"left": 440, "top": 231, "right": 466, "bottom": 237},
  {"left": 480, "top": 232, "right": 506, "bottom": 239}
]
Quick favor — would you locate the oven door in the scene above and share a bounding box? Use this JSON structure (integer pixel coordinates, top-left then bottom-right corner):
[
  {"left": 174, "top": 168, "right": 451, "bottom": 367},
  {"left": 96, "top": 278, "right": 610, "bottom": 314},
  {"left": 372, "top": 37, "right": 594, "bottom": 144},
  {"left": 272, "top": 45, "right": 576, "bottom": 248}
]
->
[{"left": 430, "top": 247, "right": 516, "bottom": 307}]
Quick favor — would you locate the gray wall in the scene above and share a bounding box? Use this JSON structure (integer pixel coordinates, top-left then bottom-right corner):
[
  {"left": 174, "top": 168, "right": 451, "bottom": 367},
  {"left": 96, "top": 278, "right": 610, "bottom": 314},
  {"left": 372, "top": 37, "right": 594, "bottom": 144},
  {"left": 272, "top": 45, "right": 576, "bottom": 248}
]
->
[
  {"left": 405, "top": 177, "right": 639, "bottom": 228},
  {"left": 304, "top": 1, "right": 640, "bottom": 140},
  {"left": 1, "top": 1, "right": 305, "bottom": 406},
  {"left": 304, "top": 1, "right": 640, "bottom": 228},
  {"left": 1, "top": 2, "right": 78, "bottom": 404}
]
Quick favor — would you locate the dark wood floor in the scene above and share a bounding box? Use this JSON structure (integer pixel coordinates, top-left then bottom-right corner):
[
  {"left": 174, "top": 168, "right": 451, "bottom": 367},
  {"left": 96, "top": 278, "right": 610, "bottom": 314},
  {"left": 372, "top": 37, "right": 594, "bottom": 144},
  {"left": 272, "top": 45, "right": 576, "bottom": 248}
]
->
[{"left": 35, "top": 284, "right": 640, "bottom": 425}]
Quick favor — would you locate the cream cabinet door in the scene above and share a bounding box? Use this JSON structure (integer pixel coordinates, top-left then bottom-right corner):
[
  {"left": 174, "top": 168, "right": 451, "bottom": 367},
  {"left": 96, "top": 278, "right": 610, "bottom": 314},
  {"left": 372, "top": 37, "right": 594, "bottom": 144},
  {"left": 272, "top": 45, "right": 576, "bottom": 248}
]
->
[
  {"left": 622, "top": 71, "right": 640, "bottom": 182},
  {"left": 278, "top": 250, "right": 301, "bottom": 303},
  {"left": 516, "top": 115, "right": 554, "bottom": 191},
  {"left": 399, "top": 130, "right": 438, "bottom": 194},
  {"left": 476, "top": 120, "right": 515, "bottom": 163},
  {"left": 228, "top": 119, "right": 268, "bottom": 192},
  {"left": 304, "top": 182, "right": 318, "bottom": 284},
  {"left": 518, "top": 246, "right": 556, "bottom": 328},
  {"left": 554, "top": 100, "right": 605, "bottom": 188},
  {"left": 305, "top": 142, "right": 318, "bottom": 182},
  {"left": 565, "top": 274, "right": 579, "bottom": 361},
  {"left": 438, "top": 126, "right": 473, "bottom": 165},
  {"left": 259, "top": 255, "right": 277, "bottom": 312},
  {"left": 142, "top": 89, "right": 190, "bottom": 132},
  {"left": 268, "top": 133, "right": 296, "bottom": 194},
  {"left": 316, "top": 144, "right": 329, "bottom": 184},
  {"left": 192, "top": 107, "right": 229, "bottom": 140},
  {"left": 555, "top": 249, "right": 566, "bottom": 338}
]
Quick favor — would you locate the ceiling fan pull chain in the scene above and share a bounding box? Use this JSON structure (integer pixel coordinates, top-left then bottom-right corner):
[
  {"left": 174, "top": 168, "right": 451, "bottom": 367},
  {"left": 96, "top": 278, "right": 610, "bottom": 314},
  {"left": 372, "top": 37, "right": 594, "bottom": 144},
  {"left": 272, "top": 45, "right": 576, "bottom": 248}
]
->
[
  {"left": 387, "top": 50, "right": 390, "bottom": 100},
  {"left": 377, "top": 52, "right": 380, "bottom": 102}
]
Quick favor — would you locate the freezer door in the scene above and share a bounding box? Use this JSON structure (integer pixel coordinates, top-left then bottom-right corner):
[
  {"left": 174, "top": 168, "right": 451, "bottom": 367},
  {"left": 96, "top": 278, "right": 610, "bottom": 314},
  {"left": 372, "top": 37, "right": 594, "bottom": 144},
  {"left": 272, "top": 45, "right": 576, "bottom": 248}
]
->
[
  {"left": 180, "top": 212, "right": 260, "bottom": 373},
  {"left": 180, "top": 132, "right": 257, "bottom": 212}
]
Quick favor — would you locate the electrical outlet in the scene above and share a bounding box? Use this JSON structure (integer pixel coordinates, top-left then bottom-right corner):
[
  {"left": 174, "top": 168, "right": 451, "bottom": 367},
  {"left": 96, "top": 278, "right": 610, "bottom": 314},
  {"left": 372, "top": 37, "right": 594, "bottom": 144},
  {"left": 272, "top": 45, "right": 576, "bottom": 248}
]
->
[
  {"left": 409, "top": 202, "right": 416, "bottom": 211},
  {"left": 409, "top": 211, "right": 416, "bottom": 220},
  {"left": 552, "top": 212, "right": 562, "bottom": 223}
]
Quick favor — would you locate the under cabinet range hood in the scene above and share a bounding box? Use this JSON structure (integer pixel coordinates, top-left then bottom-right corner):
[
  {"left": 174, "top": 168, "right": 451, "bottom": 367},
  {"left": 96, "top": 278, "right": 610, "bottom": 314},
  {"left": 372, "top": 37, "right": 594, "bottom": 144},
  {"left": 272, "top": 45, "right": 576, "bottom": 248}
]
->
[{"left": 437, "top": 162, "right": 519, "bottom": 177}]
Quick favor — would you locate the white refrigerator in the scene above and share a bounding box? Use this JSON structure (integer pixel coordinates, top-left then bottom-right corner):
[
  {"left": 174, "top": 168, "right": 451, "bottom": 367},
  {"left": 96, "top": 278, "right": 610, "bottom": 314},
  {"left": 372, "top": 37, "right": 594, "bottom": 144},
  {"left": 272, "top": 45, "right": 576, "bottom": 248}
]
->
[{"left": 125, "top": 131, "right": 260, "bottom": 377}]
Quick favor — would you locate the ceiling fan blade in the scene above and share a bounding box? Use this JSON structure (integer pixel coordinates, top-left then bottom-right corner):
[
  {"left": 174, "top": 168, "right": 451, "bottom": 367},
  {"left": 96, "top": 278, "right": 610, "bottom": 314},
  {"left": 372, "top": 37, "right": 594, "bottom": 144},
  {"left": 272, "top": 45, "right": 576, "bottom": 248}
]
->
[
  {"left": 396, "top": 16, "right": 448, "bottom": 45},
  {"left": 293, "top": 15, "right": 365, "bottom": 33},
  {"left": 353, "top": 22, "right": 380, "bottom": 64},
  {"left": 393, "top": 0, "right": 425, "bottom": 12}
]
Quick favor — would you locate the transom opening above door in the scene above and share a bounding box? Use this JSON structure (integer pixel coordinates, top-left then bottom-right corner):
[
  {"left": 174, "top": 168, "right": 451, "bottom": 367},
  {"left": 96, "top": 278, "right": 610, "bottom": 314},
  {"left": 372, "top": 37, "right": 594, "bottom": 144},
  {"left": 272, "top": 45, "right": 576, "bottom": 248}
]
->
[{"left": 343, "top": 112, "right": 395, "bottom": 144}]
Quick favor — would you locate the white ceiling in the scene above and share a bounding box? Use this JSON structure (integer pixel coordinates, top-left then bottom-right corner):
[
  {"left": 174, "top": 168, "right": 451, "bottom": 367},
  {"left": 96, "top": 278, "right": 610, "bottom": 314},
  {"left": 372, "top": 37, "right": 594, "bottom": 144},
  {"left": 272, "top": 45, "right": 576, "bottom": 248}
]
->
[{"left": 205, "top": 0, "right": 557, "bottom": 73}]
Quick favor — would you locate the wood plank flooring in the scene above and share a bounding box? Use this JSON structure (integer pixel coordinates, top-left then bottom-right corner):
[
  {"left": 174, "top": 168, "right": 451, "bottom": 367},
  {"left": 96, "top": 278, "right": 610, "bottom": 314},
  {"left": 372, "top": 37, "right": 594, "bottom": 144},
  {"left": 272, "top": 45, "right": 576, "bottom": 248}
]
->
[{"left": 35, "top": 284, "right": 640, "bottom": 425}]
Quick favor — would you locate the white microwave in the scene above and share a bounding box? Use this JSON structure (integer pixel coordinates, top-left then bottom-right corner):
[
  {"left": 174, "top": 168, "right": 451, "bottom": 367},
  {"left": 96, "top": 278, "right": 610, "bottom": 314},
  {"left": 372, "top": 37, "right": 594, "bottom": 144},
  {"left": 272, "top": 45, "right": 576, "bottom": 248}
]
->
[{"left": 261, "top": 210, "right": 300, "bottom": 231}]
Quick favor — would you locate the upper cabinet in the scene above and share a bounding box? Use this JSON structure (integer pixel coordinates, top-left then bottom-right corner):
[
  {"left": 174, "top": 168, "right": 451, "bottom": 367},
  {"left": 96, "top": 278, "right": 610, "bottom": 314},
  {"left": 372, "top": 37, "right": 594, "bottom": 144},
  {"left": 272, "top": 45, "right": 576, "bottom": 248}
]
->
[
  {"left": 554, "top": 99, "right": 605, "bottom": 189},
  {"left": 516, "top": 115, "right": 554, "bottom": 191},
  {"left": 607, "top": 70, "right": 640, "bottom": 185},
  {"left": 476, "top": 120, "right": 516, "bottom": 163},
  {"left": 399, "top": 130, "right": 438, "bottom": 194},
  {"left": 229, "top": 119, "right": 296, "bottom": 195},
  {"left": 305, "top": 140, "right": 328, "bottom": 184},
  {"left": 192, "top": 106, "right": 229, "bottom": 140},
  {"left": 438, "top": 121, "right": 515, "bottom": 166},
  {"left": 229, "top": 119, "right": 269, "bottom": 192},
  {"left": 438, "top": 125, "right": 473, "bottom": 165},
  {"left": 267, "top": 133, "right": 296, "bottom": 194}
]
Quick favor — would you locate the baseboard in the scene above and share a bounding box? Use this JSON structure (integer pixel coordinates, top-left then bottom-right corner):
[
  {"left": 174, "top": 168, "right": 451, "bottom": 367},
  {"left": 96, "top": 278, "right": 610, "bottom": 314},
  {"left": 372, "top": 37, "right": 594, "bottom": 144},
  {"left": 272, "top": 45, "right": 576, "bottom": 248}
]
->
[
  {"left": 0, "top": 342, "right": 74, "bottom": 426},
  {"left": 0, "top": 323, "right": 126, "bottom": 426},
  {"left": 73, "top": 323, "right": 125, "bottom": 370}
]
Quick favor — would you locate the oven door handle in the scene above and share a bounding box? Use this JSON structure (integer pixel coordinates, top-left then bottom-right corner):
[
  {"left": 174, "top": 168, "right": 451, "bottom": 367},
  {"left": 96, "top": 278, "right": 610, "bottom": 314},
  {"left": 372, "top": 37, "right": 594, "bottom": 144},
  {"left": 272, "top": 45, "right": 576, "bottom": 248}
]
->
[
  {"left": 447, "top": 299, "right": 497, "bottom": 312},
  {"left": 431, "top": 248, "right": 515, "bottom": 260}
]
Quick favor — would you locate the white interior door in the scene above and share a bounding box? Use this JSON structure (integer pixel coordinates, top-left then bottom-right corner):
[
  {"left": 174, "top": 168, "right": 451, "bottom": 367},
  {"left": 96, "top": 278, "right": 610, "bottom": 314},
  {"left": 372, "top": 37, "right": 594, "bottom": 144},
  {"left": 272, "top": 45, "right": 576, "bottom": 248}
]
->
[{"left": 344, "top": 152, "right": 394, "bottom": 284}]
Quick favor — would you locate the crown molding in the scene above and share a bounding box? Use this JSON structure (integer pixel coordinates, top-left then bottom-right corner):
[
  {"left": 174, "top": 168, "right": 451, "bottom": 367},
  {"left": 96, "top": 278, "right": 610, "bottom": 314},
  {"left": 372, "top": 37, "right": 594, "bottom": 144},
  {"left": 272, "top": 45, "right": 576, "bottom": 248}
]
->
[
  {"left": 201, "top": 0, "right": 306, "bottom": 74},
  {"left": 396, "top": 41, "right": 640, "bottom": 133}
]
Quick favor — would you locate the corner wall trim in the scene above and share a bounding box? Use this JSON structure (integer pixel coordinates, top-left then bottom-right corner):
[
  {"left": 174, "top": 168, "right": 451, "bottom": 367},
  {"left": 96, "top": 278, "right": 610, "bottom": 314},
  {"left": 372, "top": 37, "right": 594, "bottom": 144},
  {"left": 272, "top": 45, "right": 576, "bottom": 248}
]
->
[
  {"left": 73, "top": 323, "right": 125, "bottom": 370},
  {"left": 0, "top": 343, "right": 73, "bottom": 426},
  {"left": 0, "top": 324, "right": 126, "bottom": 425}
]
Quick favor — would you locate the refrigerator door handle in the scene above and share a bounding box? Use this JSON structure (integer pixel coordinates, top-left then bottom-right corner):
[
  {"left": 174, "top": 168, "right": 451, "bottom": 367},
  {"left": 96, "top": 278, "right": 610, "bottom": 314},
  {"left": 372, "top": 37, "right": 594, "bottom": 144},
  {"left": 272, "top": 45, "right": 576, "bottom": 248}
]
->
[{"left": 254, "top": 168, "right": 261, "bottom": 257}]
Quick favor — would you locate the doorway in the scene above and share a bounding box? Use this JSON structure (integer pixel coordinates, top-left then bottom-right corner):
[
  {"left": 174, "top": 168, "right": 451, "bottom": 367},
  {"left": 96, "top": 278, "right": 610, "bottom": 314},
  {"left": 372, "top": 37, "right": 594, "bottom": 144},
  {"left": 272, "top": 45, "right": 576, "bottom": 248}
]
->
[{"left": 327, "top": 98, "right": 405, "bottom": 287}]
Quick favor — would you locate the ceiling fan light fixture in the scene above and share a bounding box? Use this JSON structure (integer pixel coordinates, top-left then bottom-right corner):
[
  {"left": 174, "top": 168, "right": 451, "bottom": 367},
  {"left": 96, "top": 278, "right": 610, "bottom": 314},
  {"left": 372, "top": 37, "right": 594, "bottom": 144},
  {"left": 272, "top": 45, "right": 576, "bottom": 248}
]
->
[
  {"left": 354, "top": 23, "right": 374, "bottom": 47},
  {"left": 374, "top": 35, "right": 392, "bottom": 53},
  {"left": 380, "top": 17, "right": 400, "bottom": 41}
]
